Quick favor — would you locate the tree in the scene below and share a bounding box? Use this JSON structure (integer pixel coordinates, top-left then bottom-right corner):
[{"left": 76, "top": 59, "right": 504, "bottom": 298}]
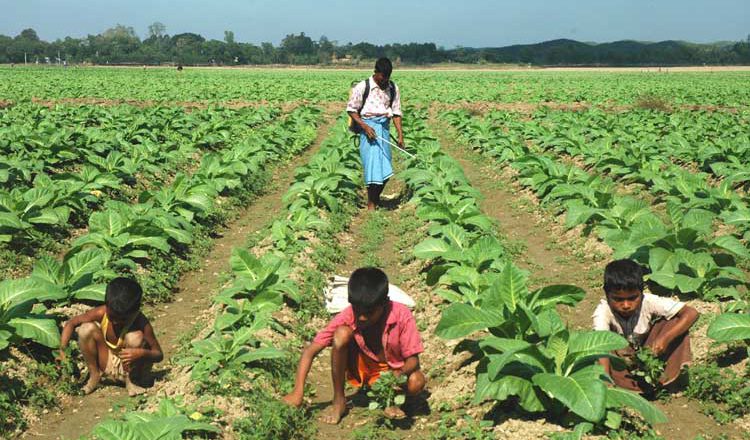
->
[
  {"left": 148, "top": 22, "right": 166, "bottom": 39},
  {"left": 18, "top": 28, "right": 40, "bottom": 42},
  {"left": 281, "top": 32, "right": 315, "bottom": 60},
  {"left": 224, "top": 30, "right": 235, "bottom": 45}
]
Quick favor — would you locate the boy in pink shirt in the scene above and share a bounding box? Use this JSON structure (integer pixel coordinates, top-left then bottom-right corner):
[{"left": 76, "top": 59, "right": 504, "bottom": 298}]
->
[{"left": 283, "top": 267, "right": 426, "bottom": 424}]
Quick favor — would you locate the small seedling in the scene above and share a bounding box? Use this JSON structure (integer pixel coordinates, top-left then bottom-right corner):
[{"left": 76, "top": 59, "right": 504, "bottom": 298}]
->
[
  {"left": 633, "top": 347, "right": 665, "bottom": 389},
  {"left": 366, "top": 371, "right": 407, "bottom": 410}
]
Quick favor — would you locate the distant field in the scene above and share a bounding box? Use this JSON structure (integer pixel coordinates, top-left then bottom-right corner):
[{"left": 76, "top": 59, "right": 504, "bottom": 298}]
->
[{"left": 2, "top": 66, "right": 750, "bottom": 105}]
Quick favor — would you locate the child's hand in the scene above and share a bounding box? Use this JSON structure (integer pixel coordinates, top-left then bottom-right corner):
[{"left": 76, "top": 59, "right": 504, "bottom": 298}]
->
[
  {"left": 56, "top": 348, "right": 67, "bottom": 363},
  {"left": 282, "top": 392, "right": 303, "bottom": 407},
  {"left": 119, "top": 348, "right": 144, "bottom": 369},
  {"left": 649, "top": 338, "right": 667, "bottom": 356}
]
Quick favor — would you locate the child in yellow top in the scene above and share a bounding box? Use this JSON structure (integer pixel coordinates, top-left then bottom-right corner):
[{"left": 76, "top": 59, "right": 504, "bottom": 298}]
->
[{"left": 59, "top": 278, "right": 163, "bottom": 396}]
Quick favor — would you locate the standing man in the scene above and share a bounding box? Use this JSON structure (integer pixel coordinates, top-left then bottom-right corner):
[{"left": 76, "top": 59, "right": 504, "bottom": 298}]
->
[{"left": 347, "top": 58, "right": 404, "bottom": 210}]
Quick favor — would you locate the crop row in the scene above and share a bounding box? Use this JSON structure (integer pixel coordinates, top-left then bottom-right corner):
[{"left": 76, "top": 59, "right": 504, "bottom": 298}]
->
[
  {"left": 88, "top": 120, "right": 363, "bottom": 438},
  {"left": 441, "top": 109, "right": 750, "bottom": 396},
  {"left": 398, "top": 108, "right": 665, "bottom": 435},
  {"left": 443, "top": 109, "right": 750, "bottom": 303},
  {"left": 0, "top": 104, "right": 280, "bottom": 268},
  {"left": 2, "top": 67, "right": 750, "bottom": 106},
  {"left": 0, "top": 106, "right": 321, "bottom": 356}
]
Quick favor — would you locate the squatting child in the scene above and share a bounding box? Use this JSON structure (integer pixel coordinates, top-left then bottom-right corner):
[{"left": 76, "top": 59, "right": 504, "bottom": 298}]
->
[
  {"left": 59, "top": 277, "right": 163, "bottom": 396},
  {"left": 283, "top": 267, "right": 426, "bottom": 424},
  {"left": 594, "top": 259, "right": 699, "bottom": 392}
]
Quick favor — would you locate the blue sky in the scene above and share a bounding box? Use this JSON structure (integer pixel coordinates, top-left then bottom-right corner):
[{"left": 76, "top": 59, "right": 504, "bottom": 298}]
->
[{"left": 1, "top": 0, "right": 748, "bottom": 47}]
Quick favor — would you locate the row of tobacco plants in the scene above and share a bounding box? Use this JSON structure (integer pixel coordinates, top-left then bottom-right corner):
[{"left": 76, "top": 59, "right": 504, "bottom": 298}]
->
[
  {"left": 0, "top": 103, "right": 278, "bottom": 267},
  {"left": 398, "top": 107, "right": 667, "bottom": 437},
  {"left": 0, "top": 105, "right": 321, "bottom": 436},
  {"left": 441, "top": 109, "right": 750, "bottom": 353},
  {"left": 87, "top": 119, "right": 364, "bottom": 439}
]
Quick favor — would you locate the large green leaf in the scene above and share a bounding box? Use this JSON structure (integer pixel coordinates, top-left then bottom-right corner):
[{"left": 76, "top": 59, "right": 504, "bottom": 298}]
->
[
  {"left": 474, "top": 371, "right": 544, "bottom": 412},
  {"left": 605, "top": 387, "right": 667, "bottom": 425},
  {"left": 9, "top": 317, "right": 61, "bottom": 348},
  {"left": 0, "top": 277, "right": 66, "bottom": 307},
  {"left": 435, "top": 303, "right": 504, "bottom": 339},
  {"left": 568, "top": 331, "right": 628, "bottom": 355},
  {"left": 530, "top": 285, "right": 585, "bottom": 309},
  {"left": 707, "top": 313, "right": 750, "bottom": 343},
  {"left": 711, "top": 235, "right": 750, "bottom": 259},
  {"left": 533, "top": 371, "right": 607, "bottom": 422},
  {"left": 233, "top": 346, "right": 287, "bottom": 365},
  {"left": 72, "top": 284, "right": 106, "bottom": 302},
  {"left": 63, "top": 248, "right": 105, "bottom": 286},
  {"left": 230, "top": 248, "right": 264, "bottom": 279},
  {"left": 90, "top": 209, "right": 125, "bottom": 235},
  {"left": 413, "top": 238, "right": 451, "bottom": 260},
  {"left": 496, "top": 262, "right": 527, "bottom": 312}
]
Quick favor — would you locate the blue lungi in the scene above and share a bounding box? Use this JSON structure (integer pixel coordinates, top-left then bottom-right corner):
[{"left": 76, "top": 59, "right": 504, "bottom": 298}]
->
[{"left": 359, "top": 116, "right": 393, "bottom": 185}]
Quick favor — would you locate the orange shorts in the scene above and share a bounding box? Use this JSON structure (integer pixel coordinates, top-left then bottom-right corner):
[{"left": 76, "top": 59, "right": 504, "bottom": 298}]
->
[{"left": 346, "top": 348, "right": 389, "bottom": 388}]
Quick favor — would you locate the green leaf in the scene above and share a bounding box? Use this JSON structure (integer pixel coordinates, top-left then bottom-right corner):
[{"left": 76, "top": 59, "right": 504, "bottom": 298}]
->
[
  {"left": 9, "top": 317, "right": 61, "bottom": 348},
  {"left": 533, "top": 371, "right": 607, "bottom": 422},
  {"left": 0, "top": 277, "right": 66, "bottom": 307},
  {"left": 413, "top": 238, "right": 451, "bottom": 260},
  {"left": 72, "top": 284, "right": 106, "bottom": 302},
  {"left": 230, "top": 248, "right": 263, "bottom": 279},
  {"left": 605, "top": 387, "right": 667, "bottom": 424},
  {"left": 496, "top": 261, "right": 527, "bottom": 312},
  {"left": 474, "top": 372, "right": 544, "bottom": 412},
  {"left": 435, "top": 303, "right": 503, "bottom": 339},
  {"left": 233, "top": 346, "right": 287, "bottom": 365},
  {"left": 63, "top": 248, "right": 105, "bottom": 285},
  {"left": 568, "top": 331, "right": 628, "bottom": 356},
  {"left": 530, "top": 285, "right": 585, "bottom": 309},
  {"left": 711, "top": 235, "right": 750, "bottom": 259},
  {"left": 707, "top": 313, "right": 750, "bottom": 343}
]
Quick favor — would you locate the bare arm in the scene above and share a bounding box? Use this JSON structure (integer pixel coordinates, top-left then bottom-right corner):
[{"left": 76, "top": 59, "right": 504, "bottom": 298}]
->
[
  {"left": 59, "top": 306, "right": 105, "bottom": 359},
  {"left": 120, "top": 319, "right": 164, "bottom": 368},
  {"left": 392, "top": 115, "right": 404, "bottom": 147},
  {"left": 395, "top": 355, "right": 420, "bottom": 377},
  {"left": 598, "top": 357, "right": 612, "bottom": 379},
  {"left": 649, "top": 305, "right": 699, "bottom": 356},
  {"left": 348, "top": 111, "right": 376, "bottom": 140},
  {"left": 282, "top": 341, "right": 327, "bottom": 406}
]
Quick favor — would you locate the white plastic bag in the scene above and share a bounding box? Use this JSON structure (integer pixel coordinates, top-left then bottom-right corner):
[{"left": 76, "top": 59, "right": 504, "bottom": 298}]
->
[{"left": 324, "top": 275, "right": 416, "bottom": 314}]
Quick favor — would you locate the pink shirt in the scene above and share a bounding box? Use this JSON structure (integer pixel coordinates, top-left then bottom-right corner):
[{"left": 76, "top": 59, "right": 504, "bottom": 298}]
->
[
  {"left": 346, "top": 77, "right": 402, "bottom": 118},
  {"left": 313, "top": 301, "right": 423, "bottom": 369}
]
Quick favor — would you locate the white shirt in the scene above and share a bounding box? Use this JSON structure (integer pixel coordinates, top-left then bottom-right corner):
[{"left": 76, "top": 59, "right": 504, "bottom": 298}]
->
[
  {"left": 592, "top": 292, "right": 685, "bottom": 347},
  {"left": 346, "top": 76, "right": 402, "bottom": 118}
]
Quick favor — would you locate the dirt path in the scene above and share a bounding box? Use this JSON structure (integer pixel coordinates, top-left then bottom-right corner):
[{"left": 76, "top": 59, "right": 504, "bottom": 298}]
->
[
  {"left": 428, "top": 113, "right": 734, "bottom": 439},
  {"left": 301, "top": 164, "right": 439, "bottom": 439},
  {"left": 19, "top": 113, "right": 337, "bottom": 440},
  {"left": 428, "top": 112, "right": 603, "bottom": 328}
]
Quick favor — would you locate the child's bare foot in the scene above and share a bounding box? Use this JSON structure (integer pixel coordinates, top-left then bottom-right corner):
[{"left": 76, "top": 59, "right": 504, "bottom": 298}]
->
[
  {"left": 384, "top": 406, "right": 406, "bottom": 420},
  {"left": 83, "top": 371, "right": 101, "bottom": 395},
  {"left": 320, "top": 398, "right": 348, "bottom": 425},
  {"left": 126, "top": 380, "right": 147, "bottom": 397}
]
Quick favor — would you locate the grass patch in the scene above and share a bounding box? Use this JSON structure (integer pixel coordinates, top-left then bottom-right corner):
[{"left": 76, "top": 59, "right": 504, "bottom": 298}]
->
[{"left": 634, "top": 94, "right": 672, "bottom": 112}]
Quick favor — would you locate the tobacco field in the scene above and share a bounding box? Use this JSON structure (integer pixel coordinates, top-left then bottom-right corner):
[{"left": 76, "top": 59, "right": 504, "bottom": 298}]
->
[{"left": 1, "top": 66, "right": 749, "bottom": 440}]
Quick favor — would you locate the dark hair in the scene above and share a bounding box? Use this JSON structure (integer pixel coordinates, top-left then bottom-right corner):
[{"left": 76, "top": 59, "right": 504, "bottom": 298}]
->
[
  {"left": 105, "top": 277, "right": 143, "bottom": 316},
  {"left": 374, "top": 57, "right": 393, "bottom": 78},
  {"left": 603, "top": 259, "right": 645, "bottom": 295},
  {"left": 348, "top": 267, "right": 389, "bottom": 309}
]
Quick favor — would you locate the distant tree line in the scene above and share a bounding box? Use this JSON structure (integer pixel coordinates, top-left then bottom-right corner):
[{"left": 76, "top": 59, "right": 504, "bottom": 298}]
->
[{"left": 1, "top": 24, "right": 749, "bottom": 66}]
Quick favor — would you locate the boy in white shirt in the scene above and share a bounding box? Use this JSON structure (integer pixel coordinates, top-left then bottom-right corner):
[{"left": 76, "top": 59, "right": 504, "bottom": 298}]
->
[{"left": 593, "top": 259, "right": 699, "bottom": 392}]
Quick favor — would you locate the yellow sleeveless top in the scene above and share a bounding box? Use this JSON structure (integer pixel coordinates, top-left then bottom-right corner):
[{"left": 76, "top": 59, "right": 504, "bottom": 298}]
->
[{"left": 101, "top": 313, "right": 137, "bottom": 352}]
